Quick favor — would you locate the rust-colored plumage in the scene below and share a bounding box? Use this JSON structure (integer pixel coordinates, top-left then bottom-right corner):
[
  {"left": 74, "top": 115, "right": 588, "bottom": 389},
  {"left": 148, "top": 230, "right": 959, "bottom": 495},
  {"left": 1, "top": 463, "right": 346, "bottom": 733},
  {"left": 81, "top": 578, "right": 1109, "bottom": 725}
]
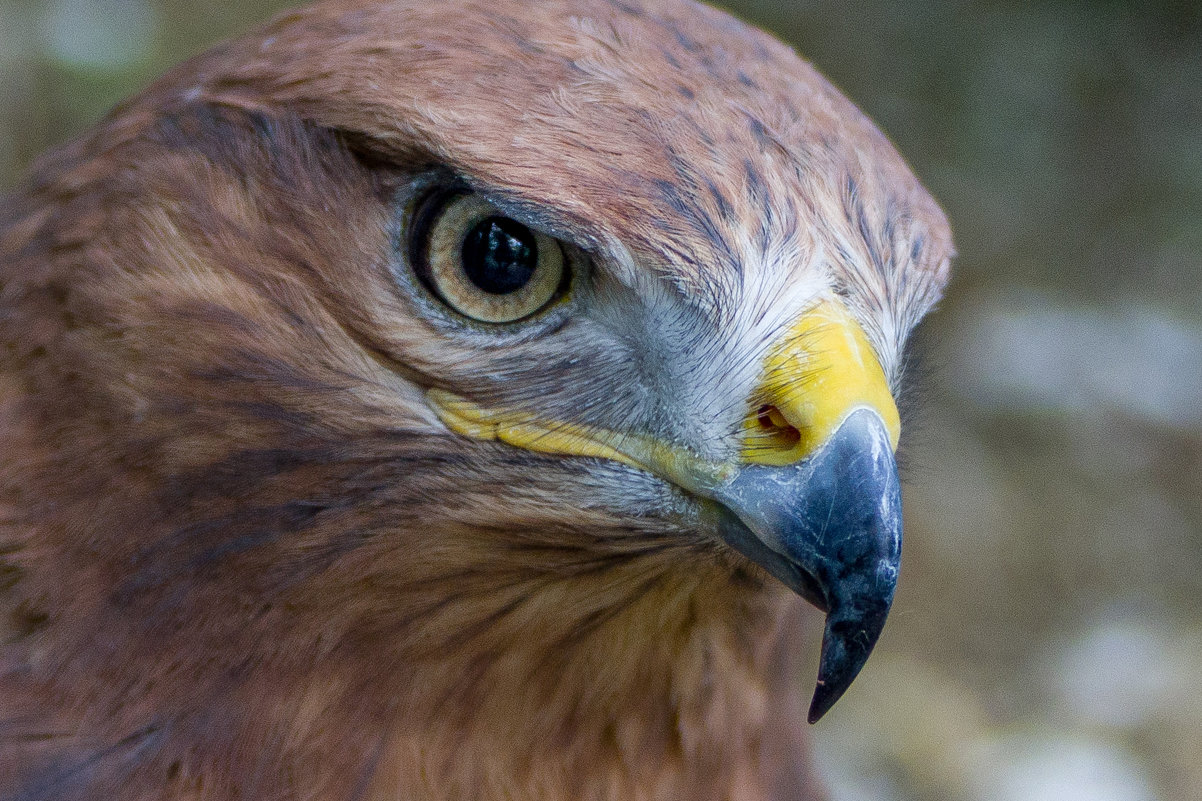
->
[{"left": 0, "top": 1, "right": 952, "bottom": 799}]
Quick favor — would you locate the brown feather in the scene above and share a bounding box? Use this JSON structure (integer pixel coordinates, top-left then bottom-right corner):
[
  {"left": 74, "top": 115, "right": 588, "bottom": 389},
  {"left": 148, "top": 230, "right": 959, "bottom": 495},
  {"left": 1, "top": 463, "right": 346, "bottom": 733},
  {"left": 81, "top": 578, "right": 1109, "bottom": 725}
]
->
[{"left": 0, "top": 1, "right": 951, "bottom": 799}]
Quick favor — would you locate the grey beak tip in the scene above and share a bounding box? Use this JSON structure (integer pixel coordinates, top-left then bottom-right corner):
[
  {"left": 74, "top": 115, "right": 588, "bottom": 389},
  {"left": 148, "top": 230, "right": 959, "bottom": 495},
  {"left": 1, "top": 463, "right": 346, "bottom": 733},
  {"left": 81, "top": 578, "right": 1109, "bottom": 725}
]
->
[
  {"left": 806, "top": 588, "right": 896, "bottom": 723},
  {"left": 808, "top": 683, "right": 835, "bottom": 725}
]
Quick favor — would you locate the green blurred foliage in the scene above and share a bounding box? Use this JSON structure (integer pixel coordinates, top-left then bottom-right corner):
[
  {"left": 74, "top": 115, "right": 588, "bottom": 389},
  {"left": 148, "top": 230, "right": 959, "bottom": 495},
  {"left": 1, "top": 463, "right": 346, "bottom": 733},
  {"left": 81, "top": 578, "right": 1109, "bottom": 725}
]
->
[{"left": 2, "top": 1, "right": 1200, "bottom": 800}]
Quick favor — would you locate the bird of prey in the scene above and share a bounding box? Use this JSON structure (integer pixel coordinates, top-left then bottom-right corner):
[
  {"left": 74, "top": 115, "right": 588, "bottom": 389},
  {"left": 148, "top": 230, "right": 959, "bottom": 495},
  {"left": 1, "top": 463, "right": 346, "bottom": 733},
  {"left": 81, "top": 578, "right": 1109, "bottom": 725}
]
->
[{"left": 0, "top": 0, "right": 952, "bottom": 798}]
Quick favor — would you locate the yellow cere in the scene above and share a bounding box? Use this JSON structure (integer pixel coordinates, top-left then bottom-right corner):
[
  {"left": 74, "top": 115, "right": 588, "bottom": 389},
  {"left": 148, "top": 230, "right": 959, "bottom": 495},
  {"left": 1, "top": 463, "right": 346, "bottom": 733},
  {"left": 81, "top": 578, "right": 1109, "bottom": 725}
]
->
[{"left": 742, "top": 299, "right": 901, "bottom": 466}]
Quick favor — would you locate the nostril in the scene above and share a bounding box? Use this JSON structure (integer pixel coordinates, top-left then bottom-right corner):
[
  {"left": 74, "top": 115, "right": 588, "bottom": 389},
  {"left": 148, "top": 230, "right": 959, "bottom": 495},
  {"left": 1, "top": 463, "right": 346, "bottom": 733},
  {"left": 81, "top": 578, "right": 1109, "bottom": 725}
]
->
[
  {"left": 755, "top": 404, "right": 801, "bottom": 448},
  {"left": 758, "top": 405, "right": 789, "bottom": 430}
]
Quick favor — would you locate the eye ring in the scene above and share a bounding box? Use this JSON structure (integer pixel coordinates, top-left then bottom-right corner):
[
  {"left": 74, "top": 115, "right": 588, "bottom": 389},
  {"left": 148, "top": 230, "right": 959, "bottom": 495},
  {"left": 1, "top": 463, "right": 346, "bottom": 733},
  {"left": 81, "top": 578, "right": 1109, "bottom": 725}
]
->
[{"left": 411, "top": 191, "right": 570, "bottom": 323}]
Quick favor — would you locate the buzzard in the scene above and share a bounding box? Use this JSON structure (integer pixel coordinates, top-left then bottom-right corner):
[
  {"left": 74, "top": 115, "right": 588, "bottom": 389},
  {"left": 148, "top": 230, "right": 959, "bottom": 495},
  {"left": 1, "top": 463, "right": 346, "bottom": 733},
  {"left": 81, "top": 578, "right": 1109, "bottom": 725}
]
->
[{"left": 0, "top": 0, "right": 952, "bottom": 798}]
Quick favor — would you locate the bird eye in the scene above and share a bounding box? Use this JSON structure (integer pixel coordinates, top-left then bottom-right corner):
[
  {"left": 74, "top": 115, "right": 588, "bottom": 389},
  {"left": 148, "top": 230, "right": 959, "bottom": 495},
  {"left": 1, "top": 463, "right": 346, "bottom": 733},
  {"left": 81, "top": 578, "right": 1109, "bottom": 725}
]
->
[{"left": 412, "top": 192, "right": 569, "bottom": 323}]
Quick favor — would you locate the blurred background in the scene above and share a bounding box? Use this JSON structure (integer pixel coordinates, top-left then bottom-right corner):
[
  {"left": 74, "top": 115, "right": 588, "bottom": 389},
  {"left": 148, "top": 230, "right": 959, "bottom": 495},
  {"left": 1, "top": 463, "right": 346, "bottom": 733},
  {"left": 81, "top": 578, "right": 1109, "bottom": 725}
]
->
[{"left": 1, "top": 1, "right": 1199, "bottom": 799}]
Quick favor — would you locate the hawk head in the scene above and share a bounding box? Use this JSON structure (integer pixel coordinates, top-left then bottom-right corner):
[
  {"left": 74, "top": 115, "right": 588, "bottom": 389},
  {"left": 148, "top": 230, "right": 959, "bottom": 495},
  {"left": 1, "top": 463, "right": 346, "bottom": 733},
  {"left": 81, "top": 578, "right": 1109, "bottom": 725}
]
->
[{"left": 0, "top": 0, "right": 952, "bottom": 797}]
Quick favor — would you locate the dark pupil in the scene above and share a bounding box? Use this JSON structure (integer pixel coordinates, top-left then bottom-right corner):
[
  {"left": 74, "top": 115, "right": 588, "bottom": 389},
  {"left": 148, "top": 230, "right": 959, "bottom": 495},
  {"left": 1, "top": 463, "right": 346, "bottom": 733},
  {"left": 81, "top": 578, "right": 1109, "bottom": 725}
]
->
[{"left": 461, "top": 216, "right": 538, "bottom": 295}]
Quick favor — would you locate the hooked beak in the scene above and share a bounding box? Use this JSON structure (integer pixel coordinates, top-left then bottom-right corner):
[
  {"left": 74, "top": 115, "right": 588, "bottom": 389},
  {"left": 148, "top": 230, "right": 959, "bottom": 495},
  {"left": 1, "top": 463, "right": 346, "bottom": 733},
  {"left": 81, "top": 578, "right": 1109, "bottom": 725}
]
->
[
  {"left": 709, "top": 408, "right": 901, "bottom": 723},
  {"left": 712, "top": 299, "right": 903, "bottom": 722}
]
